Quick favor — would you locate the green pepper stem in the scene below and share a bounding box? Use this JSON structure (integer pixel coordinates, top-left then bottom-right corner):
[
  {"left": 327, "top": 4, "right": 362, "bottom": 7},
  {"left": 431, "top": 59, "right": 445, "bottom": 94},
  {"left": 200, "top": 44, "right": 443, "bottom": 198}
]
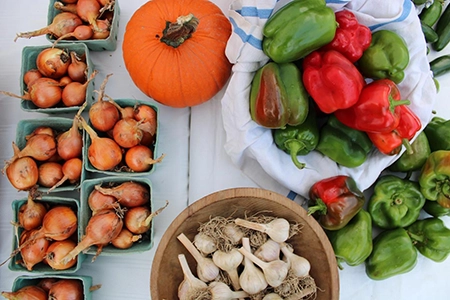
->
[
  {"left": 284, "top": 139, "right": 306, "bottom": 169},
  {"left": 307, "top": 198, "right": 328, "bottom": 216},
  {"left": 407, "top": 230, "right": 424, "bottom": 243},
  {"left": 389, "top": 96, "right": 410, "bottom": 113},
  {"left": 402, "top": 138, "right": 413, "bottom": 155}
]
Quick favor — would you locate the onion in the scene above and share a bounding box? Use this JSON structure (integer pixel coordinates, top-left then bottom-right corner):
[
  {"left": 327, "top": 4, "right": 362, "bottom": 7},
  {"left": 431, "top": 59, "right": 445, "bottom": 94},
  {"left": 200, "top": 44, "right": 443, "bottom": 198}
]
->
[
  {"left": 79, "top": 116, "right": 123, "bottom": 171},
  {"left": 5, "top": 156, "right": 39, "bottom": 191},
  {"left": 125, "top": 145, "right": 164, "bottom": 172},
  {"left": 107, "top": 99, "right": 134, "bottom": 119},
  {"left": 46, "top": 239, "right": 78, "bottom": 270},
  {"left": 88, "top": 189, "right": 119, "bottom": 215},
  {"left": 55, "top": 25, "right": 94, "bottom": 45},
  {"left": 11, "top": 133, "right": 57, "bottom": 162},
  {"left": 57, "top": 108, "right": 83, "bottom": 160},
  {"left": 124, "top": 206, "right": 153, "bottom": 235},
  {"left": 59, "top": 75, "right": 73, "bottom": 86},
  {"left": 20, "top": 229, "right": 50, "bottom": 271},
  {"left": 48, "top": 279, "right": 83, "bottom": 300},
  {"left": 1, "top": 285, "right": 47, "bottom": 300},
  {"left": 25, "top": 126, "right": 55, "bottom": 140},
  {"left": 47, "top": 157, "right": 82, "bottom": 192},
  {"left": 61, "top": 69, "right": 97, "bottom": 107},
  {"left": 77, "top": 0, "right": 101, "bottom": 31},
  {"left": 111, "top": 228, "right": 141, "bottom": 249},
  {"left": 134, "top": 104, "right": 157, "bottom": 136},
  {"left": 18, "top": 190, "right": 48, "bottom": 230},
  {"left": 94, "top": 181, "right": 149, "bottom": 208},
  {"left": 36, "top": 48, "right": 70, "bottom": 79},
  {"left": 14, "top": 12, "right": 83, "bottom": 41},
  {"left": 31, "top": 206, "right": 78, "bottom": 242},
  {"left": 61, "top": 209, "right": 123, "bottom": 264},
  {"left": 37, "top": 278, "right": 58, "bottom": 292},
  {"left": 91, "top": 19, "right": 111, "bottom": 39},
  {"left": 67, "top": 51, "right": 88, "bottom": 83},
  {"left": 23, "top": 69, "right": 43, "bottom": 87},
  {"left": 112, "top": 118, "right": 143, "bottom": 148},
  {"left": 88, "top": 74, "right": 119, "bottom": 132},
  {"left": 38, "top": 162, "right": 64, "bottom": 188}
]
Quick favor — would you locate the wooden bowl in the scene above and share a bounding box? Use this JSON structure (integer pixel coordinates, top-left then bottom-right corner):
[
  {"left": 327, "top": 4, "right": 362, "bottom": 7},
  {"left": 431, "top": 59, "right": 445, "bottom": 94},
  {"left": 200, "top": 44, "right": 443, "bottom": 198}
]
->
[{"left": 150, "top": 188, "right": 339, "bottom": 299}]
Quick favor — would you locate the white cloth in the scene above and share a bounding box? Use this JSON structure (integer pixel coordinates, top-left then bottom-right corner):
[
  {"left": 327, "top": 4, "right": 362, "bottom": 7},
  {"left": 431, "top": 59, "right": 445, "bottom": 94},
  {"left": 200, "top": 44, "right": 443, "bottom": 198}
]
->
[{"left": 221, "top": 0, "right": 437, "bottom": 198}]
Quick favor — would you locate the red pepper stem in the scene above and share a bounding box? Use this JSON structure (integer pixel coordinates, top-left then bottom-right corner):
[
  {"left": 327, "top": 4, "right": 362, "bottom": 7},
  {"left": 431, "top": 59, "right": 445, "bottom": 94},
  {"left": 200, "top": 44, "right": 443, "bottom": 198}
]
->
[
  {"left": 307, "top": 198, "right": 328, "bottom": 216},
  {"left": 402, "top": 138, "right": 413, "bottom": 155}
]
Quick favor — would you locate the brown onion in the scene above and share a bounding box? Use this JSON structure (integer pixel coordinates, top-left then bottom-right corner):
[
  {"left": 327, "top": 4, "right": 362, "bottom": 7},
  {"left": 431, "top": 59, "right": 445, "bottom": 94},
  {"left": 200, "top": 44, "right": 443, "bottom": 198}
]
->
[
  {"left": 59, "top": 75, "right": 73, "bottom": 86},
  {"left": 88, "top": 189, "right": 119, "bottom": 215},
  {"left": 77, "top": 0, "right": 101, "bottom": 31},
  {"left": 12, "top": 133, "right": 57, "bottom": 162},
  {"left": 23, "top": 69, "right": 43, "bottom": 88},
  {"left": 37, "top": 278, "right": 58, "bottom": 292},
  {"left": 36, "top": 48, "right": 70, "bottom": 79},
  {"left": 88, "top": 74, "right": 119, "bottom": 132},
  {"left": 1, "top": 285, "right": 47, "bottom": 300},
  {"left": 61, "top": 209, "right": 123, "bottom": 264},
  {"left": 67, "top": 51, "right": 88, "bottom": 83},
  {"left": 112, "top": 118, "right": 143, "bottom": 148},
  {"left": 38, "top": 162, "right": 64, "bottom": 188},
  {"left": 134, "top": 104, "right": 157, "bottom": 136},
  {"left": 54, "top": 25, "right": 94, "bottom": 47},
  {"left": 111, "top": 228, "right": 141, "bottom": 249},
  {"left": 26, "top": 126, "right": 55, "bottom": 140},
  {"left": 46, "top": 239, "right": 78, "bottom": 270},
  {"left": 20, "top": 229, "right": 50, "bottom": 271},
  {"left": 95, "top": 181, "right": 149, "bottom": 208},
  {"left": 124, "top": 201, "right": 168, "bottom": 235},
  {"left": 125, "top": 145, "right": 164, "bottom": 172},
  {"left": 18, "top": 190, "right": 48, "bottom": 230},
  {"left": 48, "top": 279, "right": 83, "bottom": 300},
  {"left": 61, "top": 69, "right": 97, "bottom": 107},
  {"left": 57, "top": 113, "right": 83, "bottom": 161},
  {"left": 5, "top": 156, "right": 39, "bottom": 191},
  {"left": 31, "top": 206, "right": 78, "bottom": 242},
  {"left": 91, "top": 19, "right": 111, "bottom": 39},
  {"left": 47, "top": 157, "right": 82, "bottom": 192}
]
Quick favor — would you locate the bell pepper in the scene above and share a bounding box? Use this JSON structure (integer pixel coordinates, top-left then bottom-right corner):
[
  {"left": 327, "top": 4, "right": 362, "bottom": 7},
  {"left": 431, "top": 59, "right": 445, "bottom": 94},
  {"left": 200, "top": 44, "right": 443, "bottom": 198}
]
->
[
  {"left": 334, "top": 79, "right": 410, "bottom": 133},
  {"left": 423, "top": 116, "right": 450, "bottom": 152},
  {"left": 407, "top": 217, "right": 450, "bottom": 262},
  {"left": 250, "top": 62, "right": 309, "bottom": 128},
  {"left": 389, "top": 131, "right": 431, "bottom": 173},
  {"left": 365, "top": 228, "right": 417, "bottom": 280},
  {"left": 302, "top": 50, "right": 365, "bottom": 114},
  {"left": 368, "top": 175, "right": 425, "bottom": 229},
  {"left": 273, "top": 107, "right": 319, "bottom": 169},
  {"left": 357, "top": 29, "right": 410, "bottom": 84},
  {"left": 322, "top": 10, "right": 372, "bottom": 63},
  {"left": 315, "top": 115, "right": 372, "bottom": 168},
  {"left": 308, "top": 175, "right": 365, "bottom": 231},
  {"left": 262, "top": 0, "right": 337, "bottom": 63},
  {"left": 423, "top": 200, "right": 450, "bottom": 218},
  {"left": 326, "top": 209, "right": 373, "bottom": 270},
  {"left": 419, "top": 150, "right": 450, "bottom": 208},
  {"left": 367, "top": 104, "right": 422, "bottom": 156}
]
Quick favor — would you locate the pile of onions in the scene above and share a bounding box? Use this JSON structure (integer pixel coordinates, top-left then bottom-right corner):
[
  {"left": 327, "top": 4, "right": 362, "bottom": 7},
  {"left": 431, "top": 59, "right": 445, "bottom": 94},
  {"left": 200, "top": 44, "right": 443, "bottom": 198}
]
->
[
  {"left": 14, "top": 0, "right": 115, "bottom": 42},
  {"left": 3, "top": 107, "right": 84, "bottom": 192},
  {"left": 84, "top": 74, "right": 164, "bottom": 173},
  {"left": 0, "top": 47, "right": 95, "bottom": 109},
  {"left": 1, "top": 278, "right": 87, "bottom": 300}
]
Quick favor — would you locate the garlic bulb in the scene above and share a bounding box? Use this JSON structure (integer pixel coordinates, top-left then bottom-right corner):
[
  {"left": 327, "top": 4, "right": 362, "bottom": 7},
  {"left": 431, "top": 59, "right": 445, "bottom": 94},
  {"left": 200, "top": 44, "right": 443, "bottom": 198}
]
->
[
  {"left": 234, "top": 218, "right": 290, "bottom": 243},
  {"left": 262, "top": 293, "right": 283, "bottom": 300},
  {"left": 239, "top": 237, "right": 268, "bottom": 295},
  {"left": 177, "top": 254, "right": 207, "bottom": 300},
  {"left": 208, "top": 281, "right": 249, "bottom": 300},
  {"left": 223, "top": 223, "right": 245, "bottom": 245},
  {"left": 194, "top": 232, "right": 217, "bottom": 255},
  {"left": 254, "top": 239, "right": 281, "bottom": 262},
  {"left": 212, "top": 248, "right": 243, "bottom": 290},
  {"left": 177, "top": 233, "right": 220, "bottom": 282},
  {"left": 280, "top": 243, "right": 311, "bottom": 278}
]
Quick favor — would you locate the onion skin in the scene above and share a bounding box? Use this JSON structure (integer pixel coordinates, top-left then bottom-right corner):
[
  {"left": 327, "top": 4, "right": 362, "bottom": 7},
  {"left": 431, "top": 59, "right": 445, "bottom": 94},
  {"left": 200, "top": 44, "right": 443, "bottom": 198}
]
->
[
  {"left": 32, "top": 206, "right": 78, "bottom": 242},
  {"left": 67, "top": 52, "right": 88, "bottom": 83},
  {"left": 20, "top": 229, "right": 50, "bottom": 271},
  {"left": 1, "top": 285, "right": 47, "bottom": 300},
  {"left": 88, "top": 189, "right": 119, "bottom": 215},
  {"left": 23, "top": 69, "right": 43, "bottom": 88},
  {"left": 124, "top": 206, "right": 152, "bottom": 234},
  {"left": 38, "top": 162, "right": 64, "bottom": 188},
  {"left": 112, "top": 118, "right": 143, "bottom": 148},
  {"left": 37, "top": 278, "right": 58, "bottom": 292},
  {"left": 25, "top": 77, "right": 63, "bottom": 108},
  {"left": 111, "top": 228, "right": 141, "bottom": 249},
  {"left": 95, "top": 181, "right": 149, "bottom": 208},
  {"left": 57, "top": 117, "right": 83, "bottom": 161},
  {"left": 46, "top": 239, "right": 78, "bottom": 270},
  {"left": 48, "top": 279, "right": 84, "bottom": 300},
  {"left": 47, "top": 158, "right": 82, "bottom": 192},
  {"left": 18, "top": 134, "right": 57, "bottom": 162},
  {"left": 36, "top": 48, "right": 70, "bottom": 79},
  {"left": 88, "top": 99, "right": 119, "bottom": 132},
  {"left": 5, "top": 156, "right": 39, "bottom": 191},
  {"left": 134, "top": 104, "right": 157, "bottom": 136},
  {"left": 77, "top": 0, "right": 101, "bottom": 31},
  {"left": 125, "top": 145, "right": 164, "bottom": 172},
  {"left": 18, "top": 192, "right": 48, "bottom": 231}
]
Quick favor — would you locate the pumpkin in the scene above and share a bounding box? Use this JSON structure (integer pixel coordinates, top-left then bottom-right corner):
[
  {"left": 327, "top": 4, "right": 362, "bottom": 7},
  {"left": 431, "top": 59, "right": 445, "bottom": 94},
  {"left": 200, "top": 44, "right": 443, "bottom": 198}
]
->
[{"left": 122, "top": 0, "right": 233, "bottom": 108}]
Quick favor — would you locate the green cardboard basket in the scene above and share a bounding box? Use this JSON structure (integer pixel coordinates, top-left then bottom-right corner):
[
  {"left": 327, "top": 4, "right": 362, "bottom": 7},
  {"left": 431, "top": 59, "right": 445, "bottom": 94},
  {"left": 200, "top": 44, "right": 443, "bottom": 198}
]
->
[
  {"left": 15, "top": 117, "right": 85, "bottom": 193},
  {"left": 80, "top": 176, "right": 154, "bottom": 255},
  {"left": 46, "top": 0, "right": 120, "bottom": 51},
  {"left": 20, "top": 43, "right": 95, "bottom": 114},
  {"left": 9, "top": 196, "right": 86, "bottom": 274}
]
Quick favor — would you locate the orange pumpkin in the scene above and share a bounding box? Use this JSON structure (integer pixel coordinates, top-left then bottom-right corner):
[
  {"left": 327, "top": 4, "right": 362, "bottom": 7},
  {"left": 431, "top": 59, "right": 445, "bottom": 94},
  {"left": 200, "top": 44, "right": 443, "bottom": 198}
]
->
[{"left": 122, "top": 0, "right": 232, "bottom": 108}]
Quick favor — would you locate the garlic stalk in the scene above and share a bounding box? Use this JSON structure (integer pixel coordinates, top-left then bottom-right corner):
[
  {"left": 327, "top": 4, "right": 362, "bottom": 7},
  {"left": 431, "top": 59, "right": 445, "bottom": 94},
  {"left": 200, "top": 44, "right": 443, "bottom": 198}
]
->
[
  {"left": 223, "top": 223, "right": 245, "bottom": 245},
  {"left": 238, "top": 242, "right": 289, "bottom": 288},
  {"left": 177, "top": 254, "right": 207, "bottom": 300},
  {"left": 262, "top": 293, "right": 283, "bottom": 300},
  {"left": 194, "top": 232, "right": 217, "bottom": 255},
  {"left": 208, "top": 281, "right": 249, "bottom": 300},
  {"left": 280, "top": 242, "right": 311, "bottom": 278},
  {"left": 177, "top": 233, "right": 220, "bottom": 282},
  {"left": 238, "top": 237, "right": 268, "bottom": 295},
  {"left": 254, "top": 239, "right": 281, "bottom": 262},
  {"left": 234, "top": 218, "right": 290, "bottom": 243},
  {"left": 212, "top": 248, "right": 243, "bottom": 291}
]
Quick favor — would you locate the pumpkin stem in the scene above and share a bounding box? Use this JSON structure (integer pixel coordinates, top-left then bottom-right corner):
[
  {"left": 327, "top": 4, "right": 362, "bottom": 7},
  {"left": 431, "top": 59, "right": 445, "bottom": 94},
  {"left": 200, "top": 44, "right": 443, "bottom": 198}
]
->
[{"left": 161, "top": 13, "right": 199, "bottom": 48}]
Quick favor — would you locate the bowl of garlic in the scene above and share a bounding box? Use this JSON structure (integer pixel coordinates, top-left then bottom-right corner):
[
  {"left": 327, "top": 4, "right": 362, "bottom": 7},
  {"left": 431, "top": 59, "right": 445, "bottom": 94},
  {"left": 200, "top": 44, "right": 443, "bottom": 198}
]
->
[{"left": 150, "top": 188, "right": 339, "bottom": 300}]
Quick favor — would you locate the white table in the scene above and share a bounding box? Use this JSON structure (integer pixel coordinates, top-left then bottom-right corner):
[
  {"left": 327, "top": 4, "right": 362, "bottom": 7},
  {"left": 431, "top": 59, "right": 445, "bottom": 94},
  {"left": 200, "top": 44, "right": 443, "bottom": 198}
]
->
[{"left": 1, "top": 1, "right": 450, "bottom": 299}]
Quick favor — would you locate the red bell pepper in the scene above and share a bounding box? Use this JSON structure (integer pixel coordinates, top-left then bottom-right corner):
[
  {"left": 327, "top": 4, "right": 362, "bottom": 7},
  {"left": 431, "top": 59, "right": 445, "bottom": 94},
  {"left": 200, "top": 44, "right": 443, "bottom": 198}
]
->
[
  {"left": 308, "top": 175, "right": 365, "bottom": 230},
  {"left": 367, "top": 105, "right": 422, "bottom": 155},
  {"left": 334, "top": 79, "right": 410, "bottom": 133},
  {"left": 322, "top": 10, "right": 372, "bottom": 63},
  {"left": 302, "top": 50, "right": 365, "bottom": 114}
]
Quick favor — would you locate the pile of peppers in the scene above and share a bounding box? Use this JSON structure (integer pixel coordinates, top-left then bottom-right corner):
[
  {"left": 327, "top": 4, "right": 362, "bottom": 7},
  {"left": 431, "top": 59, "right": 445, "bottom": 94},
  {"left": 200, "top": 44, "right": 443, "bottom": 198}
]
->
[{"left": 250, "top": 0, "right": 421, "bottom": 169}]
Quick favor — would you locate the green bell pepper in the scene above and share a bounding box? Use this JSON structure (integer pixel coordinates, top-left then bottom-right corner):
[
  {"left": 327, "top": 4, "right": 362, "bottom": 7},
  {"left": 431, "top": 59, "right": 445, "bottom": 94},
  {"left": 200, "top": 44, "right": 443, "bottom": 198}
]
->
[
  {"left": 419, "top": 150, "right": 450, "bottom": 208},
  {"left": 315, "top": 115, "right": 372, "bottom": 168},
  {"left": 368, "top": 175, "right": 425, "bottom": 229},
  {"left": 407, "top": 217, "right": 450, "bottom": 262},
  {"left": 365, "top": 228, "right": 417, "bottom": 280},
  {"left": 389, "top": 131, "right": 431, "bottom": 173},
  {"left": 250, "top": 62, "right": 309, "bottom": 129},
  {"left": 357, "top": 30, "right": 410, "bottom": 84},
  {"left": 262, "top": 0, "right": 337, "bottom": 63},
  {"left": 423, "top": 200, "right": 450, "bottom": 218},
  {"left": 326, "top": 209, "right": 373, "bottom": 270},
  {"left": 423, "top": 116, "right": 450, "bottom": 152},
  {"left": 273, "top": 107, "right": 319, "bottom": 169}
]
